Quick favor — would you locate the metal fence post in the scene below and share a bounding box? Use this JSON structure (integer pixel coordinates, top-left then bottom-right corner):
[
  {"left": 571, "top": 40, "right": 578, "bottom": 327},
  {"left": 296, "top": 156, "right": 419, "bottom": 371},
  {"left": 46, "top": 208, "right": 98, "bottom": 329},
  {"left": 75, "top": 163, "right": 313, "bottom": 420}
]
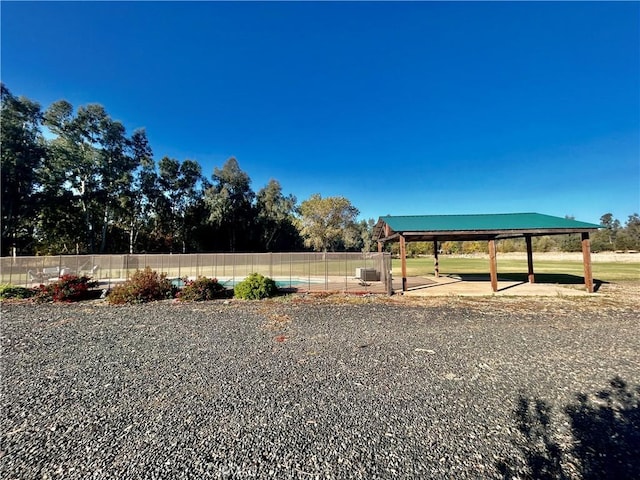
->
[
  {"left": 386, "top": 253, "right": 393, "bottom": 295},
  {"left": 324, "top": 253, "right": 328, "bottom": 291},
  {"left": 345, "top": 252, "right": 348, "bottom": 292}
]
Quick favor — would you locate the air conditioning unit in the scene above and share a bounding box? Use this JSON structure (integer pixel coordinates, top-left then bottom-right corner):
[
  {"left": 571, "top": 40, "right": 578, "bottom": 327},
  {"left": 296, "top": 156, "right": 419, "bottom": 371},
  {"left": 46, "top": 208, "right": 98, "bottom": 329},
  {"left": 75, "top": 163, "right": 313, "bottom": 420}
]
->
[{"left": 355, "top": 268, "right": 379, "bottom": 281}]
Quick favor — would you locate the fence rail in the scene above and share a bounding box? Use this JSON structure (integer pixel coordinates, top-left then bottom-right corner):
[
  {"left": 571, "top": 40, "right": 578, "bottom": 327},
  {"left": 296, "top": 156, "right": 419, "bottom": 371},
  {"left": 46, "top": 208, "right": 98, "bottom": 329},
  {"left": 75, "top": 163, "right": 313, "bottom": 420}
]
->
[{"left": 1, "top": 252, "right": 393, "bottom": 295}]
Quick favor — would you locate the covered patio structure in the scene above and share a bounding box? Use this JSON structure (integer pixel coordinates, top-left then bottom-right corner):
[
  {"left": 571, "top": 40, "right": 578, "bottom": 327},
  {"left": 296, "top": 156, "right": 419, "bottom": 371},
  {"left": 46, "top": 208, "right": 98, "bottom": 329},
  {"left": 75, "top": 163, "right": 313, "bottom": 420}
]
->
[{"left": 373, "top": 213, "right": 601, "bottom": 293}]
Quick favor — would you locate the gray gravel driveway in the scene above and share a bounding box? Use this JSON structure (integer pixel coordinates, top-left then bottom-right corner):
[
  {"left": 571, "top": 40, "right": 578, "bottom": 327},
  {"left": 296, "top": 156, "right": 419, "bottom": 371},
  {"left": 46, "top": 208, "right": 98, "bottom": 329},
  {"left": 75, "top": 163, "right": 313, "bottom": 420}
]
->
[{"left": 1, "top": 299, "right": 638, "bottom": 479}]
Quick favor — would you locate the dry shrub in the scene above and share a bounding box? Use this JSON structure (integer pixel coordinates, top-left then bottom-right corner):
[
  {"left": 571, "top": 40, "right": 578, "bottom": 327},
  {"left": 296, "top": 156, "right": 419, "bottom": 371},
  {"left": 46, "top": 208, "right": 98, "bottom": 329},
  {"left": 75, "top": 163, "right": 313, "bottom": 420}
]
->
[{"left": 107, "top": 267, "right": 176, "bottom": 304}]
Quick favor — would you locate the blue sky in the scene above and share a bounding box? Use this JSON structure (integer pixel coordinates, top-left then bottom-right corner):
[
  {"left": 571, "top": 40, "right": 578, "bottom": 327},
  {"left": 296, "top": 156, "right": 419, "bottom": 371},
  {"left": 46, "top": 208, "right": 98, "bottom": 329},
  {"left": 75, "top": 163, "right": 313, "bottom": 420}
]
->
[{"left": 2, "top": 1, "right": 638, "bottom": 225}]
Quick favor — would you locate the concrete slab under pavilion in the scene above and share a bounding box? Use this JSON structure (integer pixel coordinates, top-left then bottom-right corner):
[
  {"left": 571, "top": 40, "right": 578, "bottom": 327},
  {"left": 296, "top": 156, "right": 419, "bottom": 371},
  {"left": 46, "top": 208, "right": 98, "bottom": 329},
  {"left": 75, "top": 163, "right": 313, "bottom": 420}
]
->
[
  {"left": 393, "top": 274, "right": 592, "bottom": 297},
  {"left": 374, "top": 213, "right": 602, "bottom": 294}
]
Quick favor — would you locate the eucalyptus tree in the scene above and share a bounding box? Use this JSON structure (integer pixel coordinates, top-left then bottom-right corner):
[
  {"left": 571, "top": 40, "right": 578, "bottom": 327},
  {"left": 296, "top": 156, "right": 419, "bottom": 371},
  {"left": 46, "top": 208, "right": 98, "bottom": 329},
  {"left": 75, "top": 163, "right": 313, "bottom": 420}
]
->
[
  {"left": 157, "top": 156, "right": 208, "bottom": 253},
  {"left": 357, "top": 218, "right": 377, "bottom": 252},
  {"left": 116, "top": 128, "right": 155, "bottom": 253},
  {"left": 42, "top": 101, "right": 138, "bottom": 253},
  {"left": 0, "top": 84, "right": 46, "bottom": 255},
  {"left": 205, "top": 157, "right": 255, "bottom": 251},
  {"left": 255, "top": 179, "right": 300, "bottom": 251}
]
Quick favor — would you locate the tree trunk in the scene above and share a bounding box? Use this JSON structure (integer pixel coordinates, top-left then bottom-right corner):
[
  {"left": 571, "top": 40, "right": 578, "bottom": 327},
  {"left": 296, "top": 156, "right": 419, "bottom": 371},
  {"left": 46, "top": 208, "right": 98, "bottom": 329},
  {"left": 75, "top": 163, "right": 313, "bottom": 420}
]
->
[
  {"left": 99, "top": 205, "right": 109, "bottom": 253},
  {"left": 129, "top": 226, "right": 135, "bottom": 254}
]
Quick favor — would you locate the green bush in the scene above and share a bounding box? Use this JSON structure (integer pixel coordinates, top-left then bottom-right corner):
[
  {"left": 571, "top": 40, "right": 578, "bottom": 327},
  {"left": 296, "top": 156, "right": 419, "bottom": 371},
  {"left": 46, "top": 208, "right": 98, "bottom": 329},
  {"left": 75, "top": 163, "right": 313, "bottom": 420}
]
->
[
  {"left": 107, "top": 267, "right": 176, "bottom": 304},
  {"left": 178, "top": 276, "right": 226, "bottom": 301},
  {"left": 34, "top": 275, "right": 93, "bottom": 303},
  {"left": 0, "top": 284, "right": 36, "bottom": 301},
  {"left": 234, "top": 273, "right": 278, "bottom": 300}
]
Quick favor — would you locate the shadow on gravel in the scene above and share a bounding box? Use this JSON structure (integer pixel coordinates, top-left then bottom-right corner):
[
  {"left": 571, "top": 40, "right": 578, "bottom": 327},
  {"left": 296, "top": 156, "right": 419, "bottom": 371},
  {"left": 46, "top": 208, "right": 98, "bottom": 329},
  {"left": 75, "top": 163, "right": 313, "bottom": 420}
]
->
[{"left": 497, "top": 376, "right": 640, "bottom": 479}]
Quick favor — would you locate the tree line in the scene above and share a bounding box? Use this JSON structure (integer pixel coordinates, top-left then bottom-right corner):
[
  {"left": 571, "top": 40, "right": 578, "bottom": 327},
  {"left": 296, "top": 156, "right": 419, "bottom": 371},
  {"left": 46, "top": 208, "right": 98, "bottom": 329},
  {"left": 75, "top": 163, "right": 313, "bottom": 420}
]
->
[
  {"left": 2, "top": 84, "right": 638, "bottom": 257},
  {"left": 1, "top": 84, "right": 369, "bottom": 256}
]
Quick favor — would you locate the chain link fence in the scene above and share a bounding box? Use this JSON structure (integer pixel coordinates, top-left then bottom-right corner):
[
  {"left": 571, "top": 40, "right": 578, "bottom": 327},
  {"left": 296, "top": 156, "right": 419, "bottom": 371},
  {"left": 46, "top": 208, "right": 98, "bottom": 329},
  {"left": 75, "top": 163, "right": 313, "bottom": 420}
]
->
[{"left": 1, "top": 252, "right": 393, "bottom": 294}]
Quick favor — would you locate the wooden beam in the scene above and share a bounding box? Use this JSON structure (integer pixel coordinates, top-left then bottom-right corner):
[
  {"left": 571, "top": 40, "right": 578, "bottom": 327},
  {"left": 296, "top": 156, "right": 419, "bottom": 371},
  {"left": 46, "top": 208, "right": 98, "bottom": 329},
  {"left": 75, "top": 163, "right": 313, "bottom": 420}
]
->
[
  {"left": 582, "top": 232, "right": 594, "bottom": 293},
  {"left": 379, "top": 233, "right": 401, "bottom": 242},
  {"left": 488, "top": 239, "right": 498, "bottom": 292},
  {"left": 377, "top": 241, "right": 383, "bottom": 253},
  {"left": 400, "top": 235, "right": 407, "bottom": 292},
  {"left": 525, "top": 235, "right": 534, "bottom": 283},
  {"left": 433, "top": 240, "right": 439, "bottom": 277}
]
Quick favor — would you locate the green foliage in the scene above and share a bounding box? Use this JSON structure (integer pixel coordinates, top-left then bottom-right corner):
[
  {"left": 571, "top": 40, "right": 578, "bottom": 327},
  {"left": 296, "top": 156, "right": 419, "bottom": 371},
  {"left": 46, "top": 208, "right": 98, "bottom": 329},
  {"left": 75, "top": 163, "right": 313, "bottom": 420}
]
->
[
  {"left": 559, "top": 234, "right": 582, "bottom": 252},
  {"left": 533, "top": 236, "right": 557, "bottom": 253},
  {"left": 406, "top": 241, "right": 434, "bottom": 258},
  {"left": 234, "top": 273, "right": 278, "bottom": 300},
  {"left": 107, "top": 267, "right": 176, "bottom": 304},
  {"left": 205, "top": 157, "right": 256, "bottom": 251},
  {"left": 7, "top": 85, "right": 640, "bottom": 256},
  {"left": 34, "top": 275, "right": 93, "bottom": 302},
  {"left": 498, "top": 238, "right": 526, "bottom": 253},
  {"left": 156, "top": 156, "right": 208, "bottom": 253},
  {"left": 1, "top": 84, "right": 46, "bottom": 256},
  {"left": 256, "top": 179, "right": 300, "bottom": 251},
  {"left": 297, "top": 194, "right": 359, "bottom": 252},
  {"left": 42, "top": 100, "right": 141, "bottom": 254},
  {"left": 178, "top": 276, "right": 226, "bottom": 301},
  {"left": 0, "top": 284, "right": 36, "bottom": 300}
]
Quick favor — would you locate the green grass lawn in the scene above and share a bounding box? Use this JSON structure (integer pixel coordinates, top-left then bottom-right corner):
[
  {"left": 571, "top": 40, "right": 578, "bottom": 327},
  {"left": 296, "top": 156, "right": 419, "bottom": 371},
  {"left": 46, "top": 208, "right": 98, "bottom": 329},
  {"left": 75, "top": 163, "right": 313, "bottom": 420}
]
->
[{"left": 393, "top": 257, "right": 640, "bottom": 283}]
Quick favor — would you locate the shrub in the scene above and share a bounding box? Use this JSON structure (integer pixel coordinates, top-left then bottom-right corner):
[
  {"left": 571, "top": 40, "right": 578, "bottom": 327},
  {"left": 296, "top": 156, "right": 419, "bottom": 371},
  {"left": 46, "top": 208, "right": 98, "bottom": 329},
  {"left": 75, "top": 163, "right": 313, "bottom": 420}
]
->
[
  {"left": 34, "top": 275, "right": 93, "bottom": 303},
  {"left": 177, "top": 276, "right": 227, "bottom": 301},
  {"left": 0, "top": 284, "right": 36, "bottom": 301},
  {"left": 234, "top": 273, "right": 278, "bottom": 300},
  {"left": 107, "top": 267, "right": 176, "bottom": 304}
]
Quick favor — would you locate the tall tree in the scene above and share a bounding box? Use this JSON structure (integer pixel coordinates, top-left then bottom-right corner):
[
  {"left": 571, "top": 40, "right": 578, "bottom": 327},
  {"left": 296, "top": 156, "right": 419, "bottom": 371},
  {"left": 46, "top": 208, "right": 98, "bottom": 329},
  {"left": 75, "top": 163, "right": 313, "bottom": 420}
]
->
[
  {"left": 601, "top": 213, "right": 621, "bottom": 244},
  {"left": 297, "top": 194, "right": 359, "bottom": 253},
  {"left": 255, "top": 179, "right": 299, "bottom": 251},
  {"left": 42, "top": 101, "right": 138, "bottom": 253},
  {"left": 117, "top": 128, "right": 154, "bottom": 253},
  {"left": 591, "top": 212, "right": 619, "bottom": 251},
  {"left": 157, "top": 157, "right": 207, "bottom": 253},
  {"left": 356, "top": 218, "right": 376, "bottom": 252},
  {"left": 205, "top": 157, "right": 255, "bottom": 251},
  {"left": 0, "top": 84, "right": 46, "bottom": 255},
  {"left": 623, "top": 213, "right": 640, "bottom": 250}
]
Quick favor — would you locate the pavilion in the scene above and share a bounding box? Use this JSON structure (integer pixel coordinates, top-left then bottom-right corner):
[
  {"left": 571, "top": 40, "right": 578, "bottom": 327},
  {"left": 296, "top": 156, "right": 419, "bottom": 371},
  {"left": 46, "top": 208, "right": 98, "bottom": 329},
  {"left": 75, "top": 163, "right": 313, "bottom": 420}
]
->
[{"left": 373, "top": 213, "right": 602, "bottom": 293}]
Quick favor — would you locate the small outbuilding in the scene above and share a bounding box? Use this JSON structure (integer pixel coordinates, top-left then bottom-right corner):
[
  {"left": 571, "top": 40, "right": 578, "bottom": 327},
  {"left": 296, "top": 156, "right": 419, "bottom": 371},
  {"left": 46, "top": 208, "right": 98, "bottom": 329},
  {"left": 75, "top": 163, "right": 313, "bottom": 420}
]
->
[{"left": 373, "top": 213, "right": 601, "bottom": 293}]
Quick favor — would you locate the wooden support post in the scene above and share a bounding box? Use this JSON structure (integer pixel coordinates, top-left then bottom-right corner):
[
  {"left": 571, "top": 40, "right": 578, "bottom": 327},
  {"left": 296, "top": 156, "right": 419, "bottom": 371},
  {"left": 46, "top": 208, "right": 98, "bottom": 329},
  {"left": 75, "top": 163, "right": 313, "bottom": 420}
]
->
[
  {"left": 377, "top": 241, "right": 383, "bottom": 253},
  {"left": 525, "top": 235, "right": 534, "bottom": 283},
  {"left": 400, "top": 235, "right": 407, "bottom": 292},
  {"left": 433, "top": 240, "right": 439, "bottom": 277},
  {"left": 488, "top": 239, "right": 498, "bottom": 293},
  {"left": 582, "top": 232, "right": 594, "bottom": 293}
]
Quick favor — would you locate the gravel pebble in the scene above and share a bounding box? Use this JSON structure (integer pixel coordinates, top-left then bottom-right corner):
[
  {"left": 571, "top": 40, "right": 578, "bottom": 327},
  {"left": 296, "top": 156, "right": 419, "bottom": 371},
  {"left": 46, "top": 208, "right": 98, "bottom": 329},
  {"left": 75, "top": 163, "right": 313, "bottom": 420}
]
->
[{"left": 1, "top": 300, "right": 638, "bottom": 479}]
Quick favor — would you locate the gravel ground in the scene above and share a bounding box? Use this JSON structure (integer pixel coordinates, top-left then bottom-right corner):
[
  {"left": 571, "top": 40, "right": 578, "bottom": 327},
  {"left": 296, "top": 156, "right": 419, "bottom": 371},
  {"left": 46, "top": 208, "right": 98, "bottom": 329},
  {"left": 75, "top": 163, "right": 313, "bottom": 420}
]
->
[{"left": 1, "top": 293, "right": 639, "bottom": 479}]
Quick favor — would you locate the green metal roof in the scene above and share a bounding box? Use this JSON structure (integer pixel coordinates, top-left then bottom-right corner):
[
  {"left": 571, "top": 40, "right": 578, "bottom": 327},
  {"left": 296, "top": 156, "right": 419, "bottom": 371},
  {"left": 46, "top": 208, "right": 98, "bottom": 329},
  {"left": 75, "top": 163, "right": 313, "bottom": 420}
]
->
[{"left": 379, "top": 213, "right": 601, "bottom": 234}]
